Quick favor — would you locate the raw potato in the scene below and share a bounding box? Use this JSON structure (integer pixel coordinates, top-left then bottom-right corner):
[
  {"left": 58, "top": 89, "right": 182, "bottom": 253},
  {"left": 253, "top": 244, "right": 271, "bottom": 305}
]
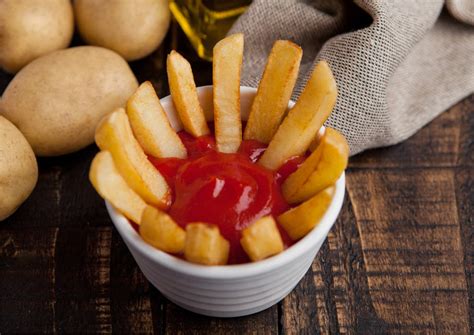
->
[
  {"left": 0, "top": 0, "right": 74, "bottom": 73},
  {"left": 89, "top": 151, "right": 147, "bottom": 224},
  {"left": 213, "top": 33, "right": 244, "bottom": 153},
  {"left": 0, "top": 46, "right": 138, "bottom": 156},
  {"left": 244, "top": 40, "right": 302, "bottom": 143},
  {"left": 0, "top": 116, "right": 38, "bottom": 221},
  {"left": 74, "top": 0, "right": 170, "bottom": 61},
  {"left": 258, "top": 61, "right": 337, "bottom": 170}
]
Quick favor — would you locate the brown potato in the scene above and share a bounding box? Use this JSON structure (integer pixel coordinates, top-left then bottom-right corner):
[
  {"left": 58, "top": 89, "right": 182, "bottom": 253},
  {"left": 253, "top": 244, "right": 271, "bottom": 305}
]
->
[
  {"left": 0, "top": 0, "right": 74, "bottom": 73},
  {"left": 74, "top": 0, "right": 170, "bottom": 61},
  {"left": 0, "top": 116, "right": 38, "bottom": 221},
  {"left": 0, "top": 46, "right": 138, "bottom": 156}
]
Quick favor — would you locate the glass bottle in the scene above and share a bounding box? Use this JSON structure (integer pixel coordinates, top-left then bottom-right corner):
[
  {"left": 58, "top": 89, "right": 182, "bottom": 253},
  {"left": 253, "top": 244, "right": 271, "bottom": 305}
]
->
[{"left": 169, "top": 0, "right": 251, "bottom": 61}]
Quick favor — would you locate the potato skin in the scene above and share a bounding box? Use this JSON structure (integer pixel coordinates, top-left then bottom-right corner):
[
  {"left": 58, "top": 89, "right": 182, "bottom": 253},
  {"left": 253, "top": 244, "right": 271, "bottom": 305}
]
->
[
  {"left": 0, "top": 0, "right": 74, "bottom": 73},
  {"left": 74, "top": 0, "right": 170, "bottom": 61},
  {"left": 0, "top": 116, "right": 38, "bottom": 221},
  {"left": 0, "top": 46, "right": 138, "bottom": 156}
]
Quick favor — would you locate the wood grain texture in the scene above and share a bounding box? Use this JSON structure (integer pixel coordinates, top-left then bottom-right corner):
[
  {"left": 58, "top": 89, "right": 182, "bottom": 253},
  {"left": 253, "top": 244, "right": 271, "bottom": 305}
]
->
[
  {"left": 346, "top": 169, "right": 469, "bottom": 333},
  {"left": 0, "top": 228, "right": 58, "bottom": 333},
  {"left": 109, "top": 231, "right": 157, "bottom": 334},
  {"left": 455, "top": 167, "right": 473, "bottom": 331},
  {"left": 281, "top": 197, "right": 391, "bottom": 335},
  {"left": 0, "top": 23, "right": 472, "bottom": 334},
  {"left": 165, "top": 304, "right": 278, "bottom": 334},
  {"left": 55, "top": 227, "right": 112, "bottom": 333}
]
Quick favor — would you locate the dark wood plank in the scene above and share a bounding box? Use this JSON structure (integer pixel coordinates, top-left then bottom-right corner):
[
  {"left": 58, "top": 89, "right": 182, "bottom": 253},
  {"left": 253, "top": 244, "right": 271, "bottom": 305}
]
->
[
  {"left": 346, "top": 168, "right": 470, "bottom": 333},
  {"left": 455, "top": 167, "right": 474, "bottom": 332},
  {"left": 54, "top": 226, "right": 113, "bottom": 333},
  {"left": 109, "top": 229, "right": 163, "bottom": 334},
  {"left": 454, "top": 93, "right": 473, "bottom": 332},
  {"left": 0, "top": 228, "right": 58, "bottom": 333},
  {"left": 328, "top": 197, "right": 390, "bottom": 335},
  {"left": 281, "top": 196, "right": 390, "bottom": 335},
  {"left": 55, "top": 145, "right": 111, "bottom": 228},
  {"left": 164, "top": 303, "right": 278, "bottom": 335},
  {"left": 280, "top": 263, "right": 321, "bottom": 335}
]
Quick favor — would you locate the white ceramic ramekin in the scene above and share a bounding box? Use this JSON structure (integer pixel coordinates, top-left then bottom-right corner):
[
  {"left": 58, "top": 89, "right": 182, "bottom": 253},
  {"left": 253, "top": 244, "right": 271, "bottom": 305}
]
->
[{"left": 106, "top": 86, "right": 345, "bottom": 317}]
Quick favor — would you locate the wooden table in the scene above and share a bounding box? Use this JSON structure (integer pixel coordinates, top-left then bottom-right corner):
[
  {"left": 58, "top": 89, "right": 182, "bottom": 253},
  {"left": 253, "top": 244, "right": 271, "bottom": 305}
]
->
[{"left": 1, "top": 26, "right": 472, "bottom": 334}]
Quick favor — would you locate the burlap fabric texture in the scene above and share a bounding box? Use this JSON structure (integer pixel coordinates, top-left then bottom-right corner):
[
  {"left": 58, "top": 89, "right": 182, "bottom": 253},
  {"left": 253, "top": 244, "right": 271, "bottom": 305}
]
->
[{"left": 230, "top": 0, "right": 474, "bottom": 155}]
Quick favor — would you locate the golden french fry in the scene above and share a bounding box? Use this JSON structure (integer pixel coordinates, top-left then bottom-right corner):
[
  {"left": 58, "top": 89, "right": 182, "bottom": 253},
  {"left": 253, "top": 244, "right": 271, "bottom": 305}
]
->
[
  {"left": 127, "top": 81, "right": 187, "bottom": 159},
  {"left": 184, "top": 223, "right": 230, "bottom": 265},
  {"left": 89, "top": 151, "right": 146, "bottom": 223},
  {"left": 213, "top": 33, "right": 244, "bottom": 153},
  {"left": 308, "top": 128, "right": 325, "bottom": 152},
  {"left": 95, "top": 108, "right": 171, "bottom": 209},
  {"left": 244, "top": 40, "right": 302, "bottom": 143},
  {"left": 282, "top": 128, "right": 348, "bottom": 203},
  {"left": 278, "top": 186, "right": 335, "bottom": 240},
  {"left": 240, "top": 215, "right": 284, "bottom": 261},
  {"left": 139, "top": 205, "right": 186, "bottom": 253},
  {"left": 258, "top": 61, "right": 337, "bottom": 170},
  {"left": 167, "top": 50, "right": 210, "bottom": 137}
]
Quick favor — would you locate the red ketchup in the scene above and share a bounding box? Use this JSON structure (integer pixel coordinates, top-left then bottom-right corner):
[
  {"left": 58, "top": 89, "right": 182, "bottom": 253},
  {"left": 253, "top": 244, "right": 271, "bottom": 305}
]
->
[{"left": 149, "top": 131, "right": 304, "bottom": 264}]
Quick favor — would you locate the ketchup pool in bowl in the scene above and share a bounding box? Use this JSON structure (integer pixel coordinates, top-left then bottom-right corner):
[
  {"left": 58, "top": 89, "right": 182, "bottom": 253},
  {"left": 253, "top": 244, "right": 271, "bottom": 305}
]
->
[
  {"left": 105, "top": 86, "right": 345, "bottom": 317},
  {"left": 149, "top": 131, "right": 302, "bottom": 264}
]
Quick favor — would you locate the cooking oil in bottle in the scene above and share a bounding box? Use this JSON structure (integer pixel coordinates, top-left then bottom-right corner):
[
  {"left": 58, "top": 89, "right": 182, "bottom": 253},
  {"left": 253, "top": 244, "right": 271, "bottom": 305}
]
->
[{"left": 169, "top": 0, "right": 251, "bottom": 61}]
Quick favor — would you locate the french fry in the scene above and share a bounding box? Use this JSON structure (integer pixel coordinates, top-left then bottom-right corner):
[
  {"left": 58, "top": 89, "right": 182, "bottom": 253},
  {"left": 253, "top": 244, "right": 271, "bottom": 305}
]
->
[
  {"left": 278, "top": 186, "right": 335, "bottom": 240},
  {"left": 127, "top": 81, "right": 187, "bottom": 159},
  {"left": 213, "top": 33, "right": 244, "bottom": 153},
  {"left": 282, "top": 128, "right": 348, "bottom": 203},
  {"left": 309, "top": 127, "right": 325, "bottom": 152},
  {"left": 89, "top": 151, "right": 146, "bottom": 223},
  {"left": 167, "top": 50, "right": 210, "bottom": 137},
  {"left": 139, "top": 205, "right": 186, "bottom": 253},
  {"left": 184, "top": 223, "right": 230, "bottom": 265},
  {"left": 95, "top": 108, "right": 171, "bottom": 209},
  {"left": 240, "top": 215, "right": 284, "bottom": 261},
  {"left": 258, "top": 61, "right": 337, "bottom": 170},
  {"left": 244, "top": 40, "right": 302, "bottom": 143}
]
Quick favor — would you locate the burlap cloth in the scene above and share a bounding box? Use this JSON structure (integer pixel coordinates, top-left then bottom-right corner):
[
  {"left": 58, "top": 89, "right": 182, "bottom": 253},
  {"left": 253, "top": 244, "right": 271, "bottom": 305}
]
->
[{"left": 230, "top": 0, "right": 474, "bottom": 155}]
